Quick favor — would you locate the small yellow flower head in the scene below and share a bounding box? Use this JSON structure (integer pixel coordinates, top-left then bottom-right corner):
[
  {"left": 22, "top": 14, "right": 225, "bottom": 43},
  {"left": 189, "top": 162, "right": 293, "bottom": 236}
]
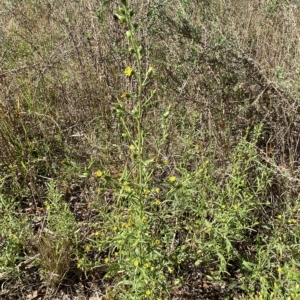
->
[
  {"left": 95, "top": 231, "right": 100, "bottom": 237},
  {"left": 129, "top": 144, "right": 135, "bottom": 151},
  {"left": 155, "top": 199, "right": 161, "bottom": 206},
  {"left": 133, "top": 260, "right": 139, "bottom": 267},
  {"left": 277, "top": 215, "right": 282, "bottom": 220},
  {"left": 85, "top": 245, "right": 91, "bottom": 252},
  {"left": 144, "top": 263, "right": 149, "bottom": 269},
  {"left": 125, "top": 221, "right": 133, "bottom": 228},
  {"left": 124, "top": 186, "right": 131, "bottom": 193},
  {"left": 142, "top": 216, "right": 147, "bottom": 223},
  {"left": 94, "top": 170, "right": 103, "bottom": 177},
  {"left": 155, "top": 239, "right": 160, "bottom": 245},
  {"left": 77, "top": 262, "right": 82, "bottom": 268},
  {"left": 168, "top": 267, "right": 174, "bottom": 274},
  {"left": 169, "top": 176, "right": 176, "bottom": 183},
  {"left": 278, "top": 267, "right": 283, "bottom": 274},
  {"left": 145, "top": 290, "right": 151, "bottom": 296},
  {"left": 121, "top": 92, "right": 129, "bottom": 98},
  {"left": 144, "top": 189, "right": 150, "bottom": 195},
  {"left": 114, "top": 252, "right": 119, "bottom": 256},
  {"left": 233, "top": 205, "right": 238, "bottom": 210},
  {"left": 104, "top": 257, "right": 110, "bottom": 263},
  {"left": 124, "top": 66, "right": 133, "bottom": 77},
  {"left": 46, "top": 204, "right": 51, "bottom": 211},
  {"left": 113, "top": 226, "right": 118, "bottom": 231},
  {"left": 146, "top": 66, "right": 154, "bottom": 77}
]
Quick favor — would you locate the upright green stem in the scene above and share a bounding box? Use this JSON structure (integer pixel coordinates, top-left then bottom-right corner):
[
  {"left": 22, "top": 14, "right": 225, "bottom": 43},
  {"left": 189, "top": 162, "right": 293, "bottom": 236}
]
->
[{"left": 127, "top": 17, "right": 144, "bottom": 202}]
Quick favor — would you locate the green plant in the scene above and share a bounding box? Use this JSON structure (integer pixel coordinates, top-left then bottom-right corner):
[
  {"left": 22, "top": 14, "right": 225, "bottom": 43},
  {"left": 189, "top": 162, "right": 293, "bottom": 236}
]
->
[
  {"left": 0, "top": 187, "right": 30, "bottom": 274},
  {"left": 1, "top": 0, "right": 300, "bottom": 299},
  {"left": 35, "top": 180, "right": 77, "bottom": 289}
]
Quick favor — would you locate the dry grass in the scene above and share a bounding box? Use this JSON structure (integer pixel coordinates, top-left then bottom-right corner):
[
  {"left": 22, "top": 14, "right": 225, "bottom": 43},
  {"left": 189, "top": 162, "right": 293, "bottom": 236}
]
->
[{"left": 1, "top": 0, "right": 300, "bottom": 299}]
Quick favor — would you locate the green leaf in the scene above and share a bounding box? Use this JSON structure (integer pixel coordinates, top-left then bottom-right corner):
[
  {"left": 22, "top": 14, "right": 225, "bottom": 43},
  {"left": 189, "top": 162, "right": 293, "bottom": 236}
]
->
[
  {"left": 242, "top": 260, "right": 256, "bottom": 271},
  {"left": 195, "top": 259, "right": 202, "bottom": 266}
]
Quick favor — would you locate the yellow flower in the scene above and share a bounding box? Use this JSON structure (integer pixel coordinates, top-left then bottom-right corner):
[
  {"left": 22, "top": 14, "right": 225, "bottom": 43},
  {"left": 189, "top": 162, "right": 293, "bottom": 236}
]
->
[
  {"left": 113, "top": 226, "right": 118, "bottom": 231},
  {"left": 85, "top": 245, "right": 91, "bottom": 252},
  {"left": 155, "top": 239, "right": 160, "bottom": 245},
  {"left": 144, "top": 263, "right": 150, "bottom": 269},
  {"left": 121, "top": 92, "right": 129, "bottom": 98},
  {"left": 278, "top": 267, "right": 283, "bottom": 274},
  {"left": 95, "top": 231, "right": 100, "bottom": 236},
  {"left": 155, "top": 199, "right": 161, "bottom": 206},
  {"left": 94, "top": 170, "right": 103, "bottom": 177},
  {"left": 133, "top": 260, "right": 139, "bottom": 267},
  {"left": 124, "top": 66, "right": 133, "bottom": 77},
  {"left": 125, "top": 221, "right": 133, "bottom": 228},
  {"left": 144, "top": 189, "right": 150, "bottom": 195},
  {"left": 145, "top": 290, "right": 151, "bottom": 296},
  {"left": 104, "top": 257, "right": 110, "bottom": 263},
  {"left": 277, "top": 215, "right": 282, "bottom": 220},
  {"left": 146, "top": 66, "right": 154, "bottom": 76},
  {"left": 129, "top": 144, "right": 135, "bottom": 150},
  {"left": 142, "top": 216, "right": 147, "bottom": 223},
  {"left": 169, "top": 176, "right": 176, "bottom": 182},
  {"left": 124, "top": 186, "right": 131, "bottom": 192}
]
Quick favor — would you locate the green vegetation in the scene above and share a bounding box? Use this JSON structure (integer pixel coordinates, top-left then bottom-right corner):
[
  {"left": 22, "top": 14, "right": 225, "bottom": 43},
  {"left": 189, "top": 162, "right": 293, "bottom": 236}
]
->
[{"left": 1, "top": 0, "right": 300, "bottom": 299}]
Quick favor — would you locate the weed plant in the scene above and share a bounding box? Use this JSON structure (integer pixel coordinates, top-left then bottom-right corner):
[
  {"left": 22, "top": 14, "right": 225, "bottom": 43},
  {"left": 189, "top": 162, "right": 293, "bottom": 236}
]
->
[{"left": 1, "top": 0, "right": 300, "bottom": 299}]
